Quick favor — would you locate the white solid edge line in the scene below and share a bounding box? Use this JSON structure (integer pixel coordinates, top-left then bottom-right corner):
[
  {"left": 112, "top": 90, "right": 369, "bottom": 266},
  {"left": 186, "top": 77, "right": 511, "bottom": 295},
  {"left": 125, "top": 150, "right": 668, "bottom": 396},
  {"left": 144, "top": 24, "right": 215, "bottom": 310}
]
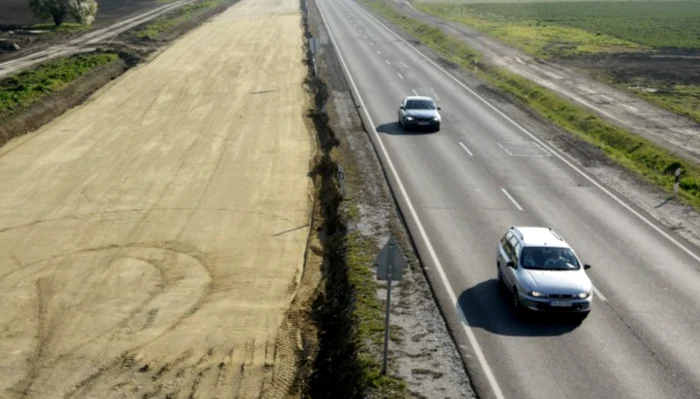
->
[
  {"left": 316, "top": 1, "right": 506, "bottom": 399},
  {"left": 501, "top": 188, "right": 524, "bottom": 211},
  {"left": 348, "top": 0, "right": 700, "bottom": 265},
  {"left": 459, "top": 141, "right": 473, "bottom": 156},
  {"left": 397, "top": 72, "right": 404, "bottom": 79},
  {"left": 592, "top": 286, "right": 607, "bottom": 302}
]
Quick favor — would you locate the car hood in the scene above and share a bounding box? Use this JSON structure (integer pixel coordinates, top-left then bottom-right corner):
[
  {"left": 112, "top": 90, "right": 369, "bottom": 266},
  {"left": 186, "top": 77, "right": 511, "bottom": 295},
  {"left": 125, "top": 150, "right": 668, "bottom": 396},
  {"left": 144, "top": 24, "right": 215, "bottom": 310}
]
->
[
  {"left": 405, "top": 109, "right": 439, "bottom": 119},
  {"left": 520, "top": 269, "right": 591, "bottom": 294}
]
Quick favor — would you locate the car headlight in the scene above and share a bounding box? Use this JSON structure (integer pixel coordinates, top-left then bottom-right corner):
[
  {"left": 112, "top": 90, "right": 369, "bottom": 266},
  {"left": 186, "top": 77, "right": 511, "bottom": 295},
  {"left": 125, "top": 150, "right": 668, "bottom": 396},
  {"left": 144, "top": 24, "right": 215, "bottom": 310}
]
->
[
  {"left": 406, "top": 116, "right": 414, "bottom": 120},
  {"left": 576, "top": 292, "right": 591, "bottom": 299},
  {"left": 433, "top": 117, "right": 440, "bottom": 121},
  {"left": 528, "top": 291, "right": 546, "bottom": 298}
]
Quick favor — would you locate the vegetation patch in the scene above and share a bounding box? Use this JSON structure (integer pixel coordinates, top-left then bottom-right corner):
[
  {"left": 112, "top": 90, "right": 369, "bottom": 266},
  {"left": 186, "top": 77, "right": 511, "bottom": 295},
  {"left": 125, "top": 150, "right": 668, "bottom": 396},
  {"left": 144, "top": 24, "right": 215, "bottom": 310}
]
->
[
  {"left": 416, "top": 1, "right": 700, "bottom": 56},
  {"left": 134, "top": 0, "right": 224, "bottom": 40},
  {"left": 27, "top": 22, "right": 89, "bottom": 32},
  {"left": 0, "top": 52, "right": 118, "bottom": 117},
  {"left": 360, "top": 0, "right": 700, "bottom": 209}
]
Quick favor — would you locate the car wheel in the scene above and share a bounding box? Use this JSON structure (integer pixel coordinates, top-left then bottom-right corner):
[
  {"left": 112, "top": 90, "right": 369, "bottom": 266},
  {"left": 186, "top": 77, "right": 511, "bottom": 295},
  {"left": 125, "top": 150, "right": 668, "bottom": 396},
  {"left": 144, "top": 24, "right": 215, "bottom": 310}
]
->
[{"left": 513, "top": 288, "right": 525, "bottom": 318}]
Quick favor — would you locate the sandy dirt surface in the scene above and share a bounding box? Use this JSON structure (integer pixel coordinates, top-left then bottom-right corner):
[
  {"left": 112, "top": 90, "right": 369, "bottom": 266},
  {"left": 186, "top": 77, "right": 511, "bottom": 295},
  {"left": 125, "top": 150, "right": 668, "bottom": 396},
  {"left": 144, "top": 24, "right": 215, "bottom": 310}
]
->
[
  {"left": 0, "top": 0, "right": 312, "bottom": 397},
  {"left": 398, "top": 0, "right": 700, "bottom": 165}
]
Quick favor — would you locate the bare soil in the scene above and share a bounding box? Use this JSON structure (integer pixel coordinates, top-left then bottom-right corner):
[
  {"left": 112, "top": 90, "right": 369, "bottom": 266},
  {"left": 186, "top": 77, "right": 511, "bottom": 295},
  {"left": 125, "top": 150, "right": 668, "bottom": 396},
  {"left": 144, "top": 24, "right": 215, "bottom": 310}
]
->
[{"left": 0, "top": 0, "right": 318, "bottom": 398}]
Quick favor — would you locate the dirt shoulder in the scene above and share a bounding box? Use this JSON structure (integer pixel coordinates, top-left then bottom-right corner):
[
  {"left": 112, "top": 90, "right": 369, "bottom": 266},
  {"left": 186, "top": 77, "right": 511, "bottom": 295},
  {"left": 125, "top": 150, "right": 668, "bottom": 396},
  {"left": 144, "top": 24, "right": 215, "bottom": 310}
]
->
[
  {"left": 0, "top": 0, "right": 315, "bottom": 398},
  {"left": 399, "top": 0, "right": 700, "bottom": 166},
  {"left": 304, "top": 0, "right": 476, "bottom": 397}
]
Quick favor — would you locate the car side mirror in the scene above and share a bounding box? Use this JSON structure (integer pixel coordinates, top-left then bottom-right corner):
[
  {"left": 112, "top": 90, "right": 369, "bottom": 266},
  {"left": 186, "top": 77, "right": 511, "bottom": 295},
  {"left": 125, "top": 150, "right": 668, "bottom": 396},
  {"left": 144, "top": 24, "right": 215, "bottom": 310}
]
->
[
  {"left": 506, "top": 261, "right": 515, "bottom": 268},
  {"left": 437, "top": 107, "right": 442, "bottom": 110},
  {"left": 399, "top": 106, "right": 404, "bottom": 109},
  {"left": 584, "top": 264, "right": 592, "bottom": 270}
]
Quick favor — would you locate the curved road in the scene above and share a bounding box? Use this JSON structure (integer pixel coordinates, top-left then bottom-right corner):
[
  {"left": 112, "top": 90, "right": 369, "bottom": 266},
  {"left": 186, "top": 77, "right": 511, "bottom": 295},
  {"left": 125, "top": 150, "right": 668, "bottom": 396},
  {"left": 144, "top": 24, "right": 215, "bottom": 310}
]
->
[{"left": 315, "top": 0, "right": 700, "bottom": 398}]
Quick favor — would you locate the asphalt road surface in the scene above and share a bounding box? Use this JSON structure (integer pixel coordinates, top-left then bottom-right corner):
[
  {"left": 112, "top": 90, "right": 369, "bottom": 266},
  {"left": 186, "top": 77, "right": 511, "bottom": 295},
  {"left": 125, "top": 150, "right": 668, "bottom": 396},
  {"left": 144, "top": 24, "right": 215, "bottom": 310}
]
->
[{"left": 316, "top": 0, "right": 700, "bottom": 398}]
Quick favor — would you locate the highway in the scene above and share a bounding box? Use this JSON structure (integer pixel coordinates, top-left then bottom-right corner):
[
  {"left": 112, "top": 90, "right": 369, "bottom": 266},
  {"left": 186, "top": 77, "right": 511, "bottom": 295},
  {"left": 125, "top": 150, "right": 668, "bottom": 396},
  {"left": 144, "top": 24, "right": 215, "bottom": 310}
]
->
[{"left": 315, "top": 0, "right": 700, "bottom": 398}]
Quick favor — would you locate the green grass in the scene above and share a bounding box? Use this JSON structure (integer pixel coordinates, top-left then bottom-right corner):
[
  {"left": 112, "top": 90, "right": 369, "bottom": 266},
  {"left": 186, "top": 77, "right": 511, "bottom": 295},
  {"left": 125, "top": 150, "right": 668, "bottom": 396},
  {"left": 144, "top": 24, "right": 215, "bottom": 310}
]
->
[
  {"left": 633, "top": 85, "right": 700, "bottom": 124},
  {"left": 134, "top": 0, "right": 224, "bottom": 40},
  {"left": 416, "top": 1, "right": 700, "bottom": 55},
  {"left": 28, "top": 23, "right": 89, "bottom": 33},
  {"left": 361, "top": 0, "right": 700, "bottom": 208},
  {"left": 0, "top": 53, "right": 118, "bottom": 117}
]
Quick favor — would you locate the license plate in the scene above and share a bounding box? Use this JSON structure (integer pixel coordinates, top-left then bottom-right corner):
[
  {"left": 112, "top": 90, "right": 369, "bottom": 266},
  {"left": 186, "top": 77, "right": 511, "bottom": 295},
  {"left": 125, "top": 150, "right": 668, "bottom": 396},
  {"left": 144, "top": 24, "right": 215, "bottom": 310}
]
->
[
  {"left": 550, "top": 301, "right": 571, "bottom": 307},
  {"left": 418, "top": 122, "right": 429, "bottom": 125}
]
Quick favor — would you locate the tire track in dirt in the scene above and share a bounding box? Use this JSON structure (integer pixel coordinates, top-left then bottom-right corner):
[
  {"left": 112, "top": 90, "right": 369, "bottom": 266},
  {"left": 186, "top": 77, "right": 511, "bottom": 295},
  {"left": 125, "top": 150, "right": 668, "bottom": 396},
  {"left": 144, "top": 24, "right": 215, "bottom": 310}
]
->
[{"left": 0, "top": 243, "right": 213, "bottom": 399}]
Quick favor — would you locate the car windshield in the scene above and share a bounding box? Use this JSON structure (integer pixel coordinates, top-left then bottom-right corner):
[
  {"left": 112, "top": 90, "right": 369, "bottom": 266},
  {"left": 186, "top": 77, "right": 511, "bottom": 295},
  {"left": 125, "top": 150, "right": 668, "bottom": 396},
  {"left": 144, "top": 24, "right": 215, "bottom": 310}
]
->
[
  {"left": 405, "top": 99, "right": 436, "bottom": 110},
  {"left": 520, "top": 246, "right": 580, "bottom": 270}
]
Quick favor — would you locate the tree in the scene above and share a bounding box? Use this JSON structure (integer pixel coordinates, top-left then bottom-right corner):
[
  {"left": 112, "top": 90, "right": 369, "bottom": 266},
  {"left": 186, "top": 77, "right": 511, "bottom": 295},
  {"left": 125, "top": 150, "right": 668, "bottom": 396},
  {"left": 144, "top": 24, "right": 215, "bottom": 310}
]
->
[{"left": 28, "top": 0, "right": 98, "bottom": 27}]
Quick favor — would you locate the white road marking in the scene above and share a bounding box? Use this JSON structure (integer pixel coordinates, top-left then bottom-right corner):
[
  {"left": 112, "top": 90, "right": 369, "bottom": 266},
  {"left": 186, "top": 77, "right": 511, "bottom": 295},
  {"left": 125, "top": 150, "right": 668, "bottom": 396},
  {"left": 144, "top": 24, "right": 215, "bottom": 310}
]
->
[
  {"left": 592, "top": 286, "right": 607, "bottom": 302},
  {"left": 496, "top": 142, "right": 513, "bottom": 156},
  {"left": 369, "top": 41, "right": 374, "bottom": 46},
  {"left": 348, "top": 0, "right": 700, "bottom": 266},
  {"left": 397, "top": 72, "right": 404, "bottom": 79},
  {"left": 459, "top": 142, "right": 473, "bottom": 157},
  {"left": 412, "top": 89, "right": 419, "bottom": 96},
  {"left": 316, "top": 3, "right": 505, "bottom": 399},
  {"left": 501, "top": 188, "right": 523, "bottom": 211},
  {"left": 431, "top": 88, "right": 440, "bottom": 101},
  {"left": 386, "top": 60, "right": 391, "bottom": 65},
  {"left": 377, "top": 50, "right": 381, "bottom": 55}
]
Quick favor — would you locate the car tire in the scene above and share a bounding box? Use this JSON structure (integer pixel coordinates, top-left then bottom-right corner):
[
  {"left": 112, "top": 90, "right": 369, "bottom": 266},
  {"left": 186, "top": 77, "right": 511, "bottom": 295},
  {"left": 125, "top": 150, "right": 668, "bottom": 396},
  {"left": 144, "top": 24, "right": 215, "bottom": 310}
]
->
[
  {"left": 513, "top": 288, "right": 526, "bottom": 318},
  {"left": 497, "top": 263, "right": 503, "bottom": 285}
]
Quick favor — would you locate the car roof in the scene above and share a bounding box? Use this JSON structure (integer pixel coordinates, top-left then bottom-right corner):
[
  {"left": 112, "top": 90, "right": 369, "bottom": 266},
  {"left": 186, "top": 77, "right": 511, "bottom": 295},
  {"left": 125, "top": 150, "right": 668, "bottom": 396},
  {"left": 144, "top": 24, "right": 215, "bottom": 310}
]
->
[
  {"left": 404, "top": 96, "right": 434, "bottom": 102},
  {"left": 510, "top": 226, "right": 570, "bottom": 248}
]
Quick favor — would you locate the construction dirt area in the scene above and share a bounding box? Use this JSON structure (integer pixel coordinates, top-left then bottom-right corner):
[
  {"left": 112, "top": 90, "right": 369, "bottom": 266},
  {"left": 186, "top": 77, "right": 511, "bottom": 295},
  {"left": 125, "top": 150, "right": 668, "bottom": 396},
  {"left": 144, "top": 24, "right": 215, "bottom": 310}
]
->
[{"left": 0, "top": 0, "right": 315, "bottom": 397}]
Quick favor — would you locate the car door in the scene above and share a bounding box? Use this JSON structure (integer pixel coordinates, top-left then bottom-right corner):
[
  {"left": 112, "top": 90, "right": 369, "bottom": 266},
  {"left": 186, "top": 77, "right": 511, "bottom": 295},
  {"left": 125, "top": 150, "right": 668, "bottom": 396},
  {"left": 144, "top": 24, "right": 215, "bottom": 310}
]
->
[
  {"left": 499, "top": 232, "right": 514, "bottom": 284},
  {"left": 504, "top": 236, "right": 521, "bottom": 290}
]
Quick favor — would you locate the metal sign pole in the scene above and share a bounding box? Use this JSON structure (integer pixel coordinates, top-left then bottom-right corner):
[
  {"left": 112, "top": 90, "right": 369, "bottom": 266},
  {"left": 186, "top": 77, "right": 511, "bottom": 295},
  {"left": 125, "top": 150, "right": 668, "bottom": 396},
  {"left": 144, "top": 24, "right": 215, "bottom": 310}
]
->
[{"left": 382, "top": 242, "right": 394, "bottom": 375}]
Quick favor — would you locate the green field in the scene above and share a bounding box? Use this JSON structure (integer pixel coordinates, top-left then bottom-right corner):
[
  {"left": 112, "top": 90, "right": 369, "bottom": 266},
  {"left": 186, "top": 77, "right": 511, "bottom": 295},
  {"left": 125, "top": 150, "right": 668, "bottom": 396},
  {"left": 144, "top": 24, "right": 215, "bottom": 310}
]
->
[
  {"left": 0, "top": 53, "right": 118, "bottom": 117},
  {"left": 416, "top": 1, "right": 700, "bottom": 57}
]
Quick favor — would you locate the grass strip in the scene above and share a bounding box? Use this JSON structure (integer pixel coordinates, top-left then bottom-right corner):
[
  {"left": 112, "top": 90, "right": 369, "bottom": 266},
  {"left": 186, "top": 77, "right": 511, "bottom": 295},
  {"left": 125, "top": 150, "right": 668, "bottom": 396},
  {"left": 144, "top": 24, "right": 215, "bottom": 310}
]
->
[
  {"left": 134, "top": 0, "right": 224, "bottom": 40},
  {"left": 360, "top": 0, "right": 700, "bottom": 209},
  {"left": 0, "top": 53, "right": 118, "bottom": 117}
]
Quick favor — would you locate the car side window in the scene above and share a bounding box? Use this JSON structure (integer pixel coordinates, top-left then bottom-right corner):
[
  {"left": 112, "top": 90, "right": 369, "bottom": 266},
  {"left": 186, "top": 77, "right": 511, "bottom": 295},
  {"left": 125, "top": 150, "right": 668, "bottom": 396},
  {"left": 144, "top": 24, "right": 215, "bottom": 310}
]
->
[
  {"left": 501, "top": 233, "right": 513, "bottom": 257},
  {"left": 513, "top": 242, "right": 522, "bottom": 266}
]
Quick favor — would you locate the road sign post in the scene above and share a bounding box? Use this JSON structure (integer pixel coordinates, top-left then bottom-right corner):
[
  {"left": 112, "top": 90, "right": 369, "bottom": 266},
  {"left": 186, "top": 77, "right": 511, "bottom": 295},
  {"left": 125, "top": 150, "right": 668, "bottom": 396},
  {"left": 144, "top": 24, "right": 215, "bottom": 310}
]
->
[
  {"left": 674, "top": 167, "right": 681, "bottom": 196},
  {"left": 374, "top": 236, "right": 407, "bottom": 375}
]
